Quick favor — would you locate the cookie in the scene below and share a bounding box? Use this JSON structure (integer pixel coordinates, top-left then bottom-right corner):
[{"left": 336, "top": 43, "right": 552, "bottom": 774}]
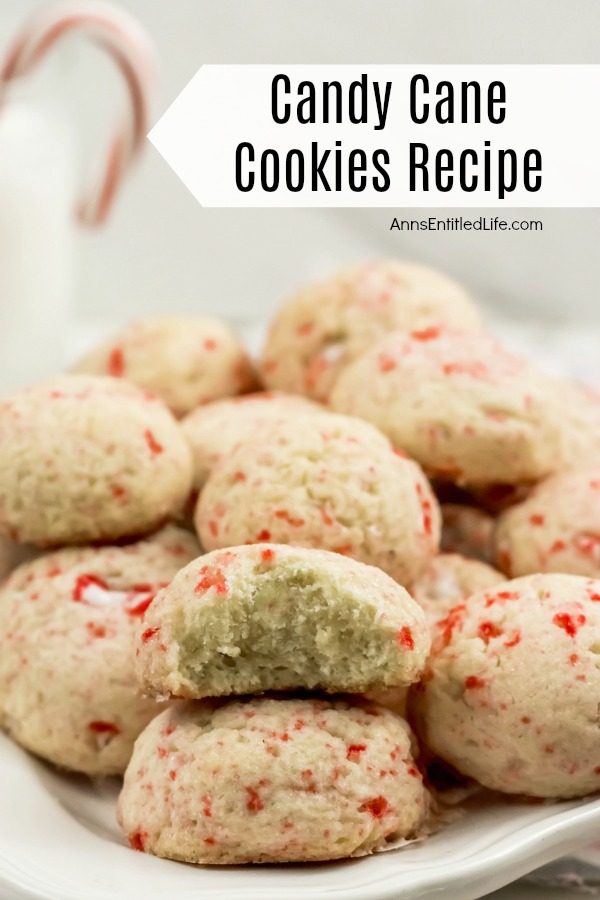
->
[
  {"left": 494, "top": 468, "right": 600, "bottom": 577},
  {"left": 181, "top": 391, "right": 322, "bottom": 489},
  {"left": 136, "top": 544, "right": 430, "bottom": 699},
  {"left": 74, "top": 315, "right": 255, "bottom": 417},
  {"left": 195, "top": 413, "right": 440, "bottom": 584},
  {"left": 118, "top": 696, "right": 429, "bottom": 863},
  {"left": 260, "top": 260, "right": 481, "bottom": 400},
  {"left": 0, "top": 375, "right": 193, "bottom": 545},
  {"left": 411, "top": 553, "right": 504, "bottom": 623},
  {"left": 412, "top": 573, "right": 600, "bottom": 798},
  {"left": 0, "top": 527, "right": 199, "bottom": 775},
  {"left": 440, "top": 504, "right": 495, "bottom": 563},
  {"left": 330, "top": 327, "right": 564, "bottom": 488}
]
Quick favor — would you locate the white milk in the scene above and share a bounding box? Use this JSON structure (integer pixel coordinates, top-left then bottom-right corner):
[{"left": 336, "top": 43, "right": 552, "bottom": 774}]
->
[{"left": 0, "top": 89, "right": 75, "bottom": 393}]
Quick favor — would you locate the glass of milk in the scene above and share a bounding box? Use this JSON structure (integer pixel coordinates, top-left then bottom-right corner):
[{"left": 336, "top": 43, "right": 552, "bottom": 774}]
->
[{"left": 0, "top": 76, "right": 75, "bottom": 394}]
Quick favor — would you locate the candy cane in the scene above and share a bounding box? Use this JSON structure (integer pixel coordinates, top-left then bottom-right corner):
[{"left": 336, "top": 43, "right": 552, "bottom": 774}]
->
[{"left": 0, "top": 0, "right": 157, "bottom": 226}]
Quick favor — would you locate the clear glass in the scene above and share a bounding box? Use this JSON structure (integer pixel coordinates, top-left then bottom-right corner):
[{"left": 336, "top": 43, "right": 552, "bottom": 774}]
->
[{"left": 0, "top": 79, "right": 75, "bottom": 393}]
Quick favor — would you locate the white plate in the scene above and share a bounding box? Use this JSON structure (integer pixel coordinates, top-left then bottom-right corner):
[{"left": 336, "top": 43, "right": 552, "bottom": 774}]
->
[{"left": 1, "top": 734, "right": 600, "bottom": 900}]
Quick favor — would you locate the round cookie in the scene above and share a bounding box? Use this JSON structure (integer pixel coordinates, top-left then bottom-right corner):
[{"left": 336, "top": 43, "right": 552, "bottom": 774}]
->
[
  {"left": 494, "top": 468, "right": 600, "bottom": 578},
  {"left": 136, "top": 544, "right": 430, "bottom": 700},
  {"left": 195, "top": 413, "right": 440, "bottom": 584},
  {"left": 412, "top": 573, "right": 600, "bottom": 798},
  {"left": 0, "top": 527, "right": 199, "bottom": 775},
  {"left": 440, "top": 504, "right": 495, "bottom": 563},
  {"left": 411, "top": 553, "right": 504, "bottom": 623},
  {"left": 118, "top": 696, "right": 429, "bottom": 863},
  {"left": 0, "top": 375, "right": 193, "bottom": 545},
  {"left": 260, "top": 260, "right": 480, "bottom": 401},
  {"left": 74, "top": 315, "right": 255, "bottom": 417},
  {"left": 330, "top": 327, "right": 564, "bottom": 488},
  {"left": 181, "top": 391, "right": 322, "bottom": 489}
]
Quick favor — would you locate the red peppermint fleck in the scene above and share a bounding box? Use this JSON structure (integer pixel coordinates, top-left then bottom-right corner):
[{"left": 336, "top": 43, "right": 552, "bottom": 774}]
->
[
  {"left": 553, "top": 612, "right": 586, "bottom": 638},
  {"left": 416, "top": 482, "right": 434, "bottom": 536},
  {"left": 144, "top": 430, "right": 163, "bottom": 456},
  {"left": 196, "top": 565, "right": 228, "bottom": 595},
  {"left": 436, "top": 603, "right": 466, "bottom": 648},
  {"left": 256, "top": 529, "right": 272, "bottom": 541},
  {"left": 111, "top": 484, "right": 127, "bottom": 500},
  {"left": 574, "top": 534, "right": 600, "bottom": 557},
  {"left": 411, "top": 325, "right": 441, "bottom": 341},
  {"left": 126, "top": 593, "right": 158, "bottom": 617},
  {"left": 141, "top": 626, "right": 160, "bottom": 643},
  {"left": 396, "top": 626, "right": 415, "bottom": 650},
  {"left": 88, "top": 720, "right": 120, "bottom": 735},
  {"left": 504, "top": 631, "right": 521, "bottom": 648},
  {"left": 46, "top": 565, "right": 62, "bottom": 577},
  {"left": 333, "top": 543, "right": 353, "bottom": 555},
  {"left": 478, "top": 620, "right": 502, "bottom": 642},
  {"left": 530, "top": 513, "right": 545, "bottom": 526},
  {"left": 320, "top": 508, "right": 334, "bottom": 526},
  {"left": 406, "top": 765, "right": 420, "bottom": 778},
  {"left": 128, "top": 830, "right": 148, "bottom": 852},
  {"left": 204, "top": 837, "right": 216, "bottom": 846},
  {"left": 261, "top": 548, "right": 275, "bottom": 563},
  {"left": 359, "top": 796, "right": 390, "bottom": 818},
  {"left": 72, "top": 574, "right": 108, "bottom": 603},
  {"left": 442, "top": 360, "right": 488, "bottom": 378},
  {"left": 201, "top": 794, "right": 212, "bottom": 817},
  {"left": 296, "top": 321, "right": 314, "bottom": 336},
  {"left": 347, "top": 743, "right": 367, "bottom": 762},
  {"left": 107, "top": 347, "right": 125, "bottom": 377},
  {"left": 464, "top": 675, "right": 486, "bottom": 690},
  {"left": 550, "top": 539, "right": 566, "bottom": 554},
  {"left": 245, "top": 786, "right": 264, "bottom": 812},
  {"left": 168, "top": 769, "right": 177, "bottom": 781},
  {"left": 485, "top": 590, "right": 519, "bottom": 607},
  {"left": 569, "top": 653, "right": 579, "bottom": 666},
  {"left": 378, "top": 352, "right": 397, "bottom": 373},
  {"left": 233, "top": 470, "right": 246, "bottom": 482},
  {"left": 521, "top": 716, "right": 531, "bottom": 725},
  {"left": 274, "top": 509, "right": 305, "bottom": 527},
  {"left": 86, "top": 622, "right": 106, "bottom": 639},
  {"left": 208, "top": 520, "right": 219, "bottom": 538},
  {"left": 204, "top": 338, "right": 218, "bottom": 351}
]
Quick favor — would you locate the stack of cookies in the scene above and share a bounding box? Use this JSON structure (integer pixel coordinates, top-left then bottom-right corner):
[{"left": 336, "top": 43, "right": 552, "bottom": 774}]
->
[{"left": 119, "top": 543, "right": 433, "bottom": 863}]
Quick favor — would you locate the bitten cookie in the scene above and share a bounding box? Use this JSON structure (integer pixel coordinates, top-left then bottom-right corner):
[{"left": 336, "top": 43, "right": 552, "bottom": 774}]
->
[
  {"left": 118, "top": 696, "right": 429, "bottom": 863},
  {"left": 0, "top": 375, "right": 193, "bottom": 545},
  {"left": 411, "top": 553, "right": 504, "bottom": 623},
  {"left": 0, "top": 527, "right": 199, "bottom": 775},
  {"left": 136, "top": 544, "right": 430, "bottom": 699},
  {"left": 330, "top": 327, "right": 564, "bottom": 488},
  {"left": 494, "top": 468, "right": 600, "bottom": 577},
  {"left": 74, "top": 315, "right": 255, "bottom": 417},
  {"left": 412, "top": 573, "right": 600, "bottom": 798},
  {"left": 440, "top": 504, "right": 495, "bottom": 563},
  {"left": 195, "top": 413, "right": 440, "bottom": 584},
  {"left": 260, "top": 260, "right": 481, "bottom": 400},
  {"left": 181, "top": 392, "right": 322, "bottom": 489}
]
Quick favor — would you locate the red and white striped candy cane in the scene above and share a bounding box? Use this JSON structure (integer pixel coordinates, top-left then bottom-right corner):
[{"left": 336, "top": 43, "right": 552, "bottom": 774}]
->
[{"left": 0, "top": 0, "right": 157, "bottom": 226}]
